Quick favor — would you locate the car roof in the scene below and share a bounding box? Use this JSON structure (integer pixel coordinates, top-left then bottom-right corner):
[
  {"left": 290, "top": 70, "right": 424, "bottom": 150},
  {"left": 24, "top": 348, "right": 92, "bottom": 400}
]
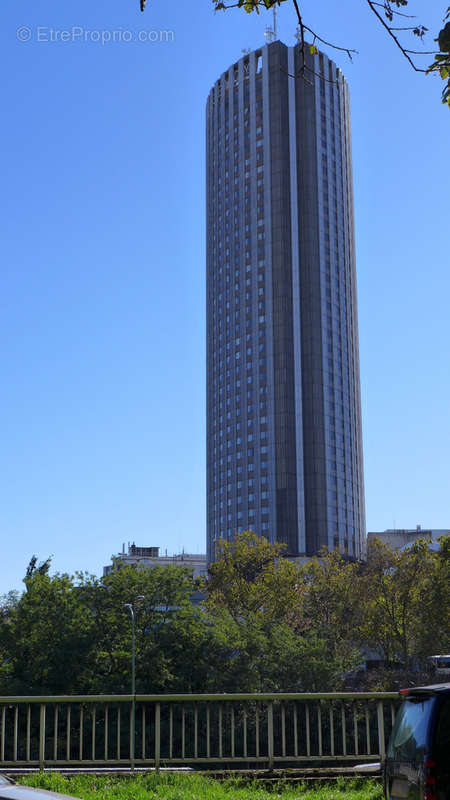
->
[
  {"left": 0, "top": 780, "right": 80, "bottom": 800},
  {"left": 401, "top": 683, "right": 450, "bottom": 696}
]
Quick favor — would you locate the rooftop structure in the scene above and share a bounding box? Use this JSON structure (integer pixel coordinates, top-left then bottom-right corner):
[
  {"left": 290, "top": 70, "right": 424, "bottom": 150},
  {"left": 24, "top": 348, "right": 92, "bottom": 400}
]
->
[
  {"left": 367, "top": 527, "right": 450, "bottom": 552},
  {"left": 103, "top": 544, "right": 207, "bottom": 578}
]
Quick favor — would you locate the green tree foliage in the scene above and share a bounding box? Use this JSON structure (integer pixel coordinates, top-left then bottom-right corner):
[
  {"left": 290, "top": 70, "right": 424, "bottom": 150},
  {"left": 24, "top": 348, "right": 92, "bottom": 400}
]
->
[
  {"left": 297, "top": 550, "right": 364, "bottom": 679},
  {"left": 0, "top": 562, "right": 200, "bottom": 695},
  {"left": 76, "top": 564, "right": 199, "bottom": 694},
  {"left": 24, "top": 555, "right": 52, "bottom": 581},
  {"left": 0, "top": 571, "right": 95, "bottom": 694},
  {"left": 206, "top": 531, "right": 303, "bottom": 621},
  {"left": 360, "top": 537, "right": 450, "bottom": 673},
  {"left": 428, "top": 9, "right": 450, "bottom": 106},
  {"left": 0, "top": 535, "right": 449, "bottom": 696},
  {"left": 205, "top": 533, "right": 361, "bottom": 690}
]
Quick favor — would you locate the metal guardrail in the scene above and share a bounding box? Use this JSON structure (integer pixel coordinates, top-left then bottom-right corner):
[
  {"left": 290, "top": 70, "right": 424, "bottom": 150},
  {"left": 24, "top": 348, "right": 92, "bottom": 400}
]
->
[{"left": 0, "top": 693, "right": 398, "bottom": 770}]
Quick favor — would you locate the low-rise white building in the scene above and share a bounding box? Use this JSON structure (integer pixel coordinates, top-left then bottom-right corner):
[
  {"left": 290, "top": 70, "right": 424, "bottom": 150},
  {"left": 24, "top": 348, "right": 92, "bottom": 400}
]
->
[
  {"left": 367, "top": 526, "right": 449, "bottom": 551},
  {"left": 103, "top": 544, "right": 207, "bottom": 579}
]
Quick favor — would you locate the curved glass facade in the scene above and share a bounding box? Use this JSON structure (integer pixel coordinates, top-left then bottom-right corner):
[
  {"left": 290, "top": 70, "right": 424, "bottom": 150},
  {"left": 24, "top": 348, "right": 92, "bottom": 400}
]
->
[{"left": 206, "top": 42, "right": 365, "bottom": 561}]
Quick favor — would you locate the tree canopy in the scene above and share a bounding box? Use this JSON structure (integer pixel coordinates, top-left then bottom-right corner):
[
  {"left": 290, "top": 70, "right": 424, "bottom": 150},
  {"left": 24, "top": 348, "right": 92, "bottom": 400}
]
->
[{"left": 0, "top": 534, "right": 449, "bottom": 696}]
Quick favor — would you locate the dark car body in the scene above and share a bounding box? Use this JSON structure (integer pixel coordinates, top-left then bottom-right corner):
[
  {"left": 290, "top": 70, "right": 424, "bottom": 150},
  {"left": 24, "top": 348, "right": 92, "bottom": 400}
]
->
[{"left": 384, "top": 683, "right": 450, "bottom": 800}]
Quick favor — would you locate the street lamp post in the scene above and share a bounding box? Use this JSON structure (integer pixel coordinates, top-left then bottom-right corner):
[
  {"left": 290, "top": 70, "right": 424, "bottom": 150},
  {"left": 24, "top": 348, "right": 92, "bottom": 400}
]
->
[{"left": 124, "top": 596, "right": 144, "bottom": 769}]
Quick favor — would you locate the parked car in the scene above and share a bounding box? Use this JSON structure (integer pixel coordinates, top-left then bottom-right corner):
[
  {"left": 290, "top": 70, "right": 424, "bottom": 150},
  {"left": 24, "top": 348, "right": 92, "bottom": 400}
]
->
[
  {"left": 427, "top": 655, "right": 450, "bottom": 679},
  {"left": 384, "top": 683, "right": 450, "bottom": 800},
  {"left": 0, "top": 775, "right": 80, "bottom": 800}
]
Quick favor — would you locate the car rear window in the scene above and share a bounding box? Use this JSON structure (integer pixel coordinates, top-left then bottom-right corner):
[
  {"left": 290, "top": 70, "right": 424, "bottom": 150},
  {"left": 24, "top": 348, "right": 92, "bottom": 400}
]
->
[{"left": 387, "top": 696, "right": 435, "bottom": 762}]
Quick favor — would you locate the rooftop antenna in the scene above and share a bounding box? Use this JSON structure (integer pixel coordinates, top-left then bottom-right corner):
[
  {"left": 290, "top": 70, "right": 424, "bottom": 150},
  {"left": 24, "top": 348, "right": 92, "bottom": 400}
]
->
[
  {"left": 264, "top": 4, "right": 278, "bottom": 43},
  {"left": 264, "top": 24, "right": 275, "bottom": 43}
]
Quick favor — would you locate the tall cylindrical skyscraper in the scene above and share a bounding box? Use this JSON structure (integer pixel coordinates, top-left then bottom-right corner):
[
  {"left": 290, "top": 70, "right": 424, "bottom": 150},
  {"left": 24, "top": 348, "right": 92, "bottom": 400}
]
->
[{"left": 206, "top": 41, "right": 365, "bottom": 561}]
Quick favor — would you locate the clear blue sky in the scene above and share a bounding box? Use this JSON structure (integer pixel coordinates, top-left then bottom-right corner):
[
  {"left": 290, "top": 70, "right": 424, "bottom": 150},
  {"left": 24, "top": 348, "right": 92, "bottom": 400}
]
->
[{"left": 1, "top": 0, "right": 448, "bottom": 593}]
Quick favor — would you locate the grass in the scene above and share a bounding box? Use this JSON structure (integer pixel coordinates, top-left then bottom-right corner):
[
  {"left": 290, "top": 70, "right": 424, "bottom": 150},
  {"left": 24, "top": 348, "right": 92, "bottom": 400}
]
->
[{"left": 16, "top": 772, "right": 383, "bottom": 800}]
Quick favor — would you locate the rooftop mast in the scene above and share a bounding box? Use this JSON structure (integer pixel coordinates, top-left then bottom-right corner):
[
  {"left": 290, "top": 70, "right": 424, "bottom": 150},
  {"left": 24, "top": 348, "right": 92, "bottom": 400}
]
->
[{"left": 264, "top": 4, "right": 278, "bottom": 43}]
